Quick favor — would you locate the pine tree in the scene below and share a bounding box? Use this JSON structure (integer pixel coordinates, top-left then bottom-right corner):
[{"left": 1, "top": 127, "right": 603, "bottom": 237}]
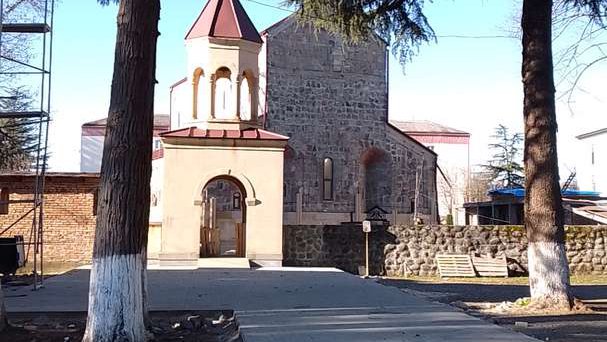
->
[
  {"left": 284, "top": 0, "right": 435, "bottom": 65},
  {"left": 484, "top": 124, "right": 524, "bottom": 189},
  {"left": 0, "top": 89, "right": 39, "bottom": 171}
]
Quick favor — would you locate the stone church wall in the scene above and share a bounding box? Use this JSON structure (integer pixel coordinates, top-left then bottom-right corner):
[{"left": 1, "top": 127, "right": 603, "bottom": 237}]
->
[
  {"left": 264, "top": 19, "right": 437, "bottom": 224},
  {"left": 283, "top": 224, "right": 607, "bottom": 276}
]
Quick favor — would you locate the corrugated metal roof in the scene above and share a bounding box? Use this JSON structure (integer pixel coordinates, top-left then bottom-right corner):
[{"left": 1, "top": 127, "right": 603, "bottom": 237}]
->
[
  {"left": 390, "top": 120, "right": 470, "bottom": 136},
  {"left": 489, "top": 188, "right": 602, "bottom": 198},
  {"left": 185, "top": 0, "right": 263, "bottom": 43}
]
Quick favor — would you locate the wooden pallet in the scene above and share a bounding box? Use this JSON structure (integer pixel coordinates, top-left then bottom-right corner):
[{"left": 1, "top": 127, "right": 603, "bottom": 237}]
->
[
  {"left": 472, "top": 255, "right": 508, "bottom": 277},
  {"left": 435, "top": 254, "right": 476, "bottom": 277}
]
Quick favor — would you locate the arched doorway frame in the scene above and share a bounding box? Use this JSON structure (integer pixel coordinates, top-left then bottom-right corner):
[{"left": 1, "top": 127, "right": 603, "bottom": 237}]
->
[{"left": 196, "top": 169, "right": 256, "bottom": 258}]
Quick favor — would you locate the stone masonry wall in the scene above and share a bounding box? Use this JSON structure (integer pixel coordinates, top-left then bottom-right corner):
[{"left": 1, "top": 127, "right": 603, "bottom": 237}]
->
[
  {"left": 284, "top": 224, "right": 607, "bottom": 276},
  {"left": 0, "top": 174, "right": 99, "bottom": 266},
  {"left": 264, "top": 18, "right": 437, "bottom": 219}
]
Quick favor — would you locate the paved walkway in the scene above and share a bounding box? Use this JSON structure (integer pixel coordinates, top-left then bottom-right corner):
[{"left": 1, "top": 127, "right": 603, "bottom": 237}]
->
[{"left": 5, "top": 267, "right": 537, "bottom": 341}]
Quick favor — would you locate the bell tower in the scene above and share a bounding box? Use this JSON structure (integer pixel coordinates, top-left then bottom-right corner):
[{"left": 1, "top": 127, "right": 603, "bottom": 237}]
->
[{"left": 184, "top": 0, "right": 263, "bottom": 130}]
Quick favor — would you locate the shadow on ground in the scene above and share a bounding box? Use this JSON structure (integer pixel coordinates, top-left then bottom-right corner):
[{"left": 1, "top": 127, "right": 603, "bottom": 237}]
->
[
  {"left": 379, "top": 279, "right": 607, "bottom": 342},
  {"left": 380, "top": 280, "right": 607, "bottom": 304}
]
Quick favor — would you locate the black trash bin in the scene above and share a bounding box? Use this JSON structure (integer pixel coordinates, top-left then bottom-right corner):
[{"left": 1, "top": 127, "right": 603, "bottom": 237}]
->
[{"left": 0, "top": 236, "right": 23, "bottom": 275}]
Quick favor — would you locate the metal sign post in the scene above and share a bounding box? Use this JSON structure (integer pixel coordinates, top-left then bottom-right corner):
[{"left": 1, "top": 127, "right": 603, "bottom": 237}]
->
[{"left": 362, "top": 220, "right": 371, "bottom": 277}]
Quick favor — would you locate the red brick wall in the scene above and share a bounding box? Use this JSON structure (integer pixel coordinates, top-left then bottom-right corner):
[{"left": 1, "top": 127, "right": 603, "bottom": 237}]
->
[{"left": 0, "top": 174, "right": 99, "bottom": 265}]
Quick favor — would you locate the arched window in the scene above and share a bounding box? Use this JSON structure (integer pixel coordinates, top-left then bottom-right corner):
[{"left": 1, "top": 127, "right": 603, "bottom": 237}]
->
[
  {"left": 232, "top": 192, "right": 241, "bottom": 210},
  {"left": 323, "top": 158, "right": 334, "bottom": 201},
  {"left": 214, "top": 67, "right": 233, "bottom": 119},
  {"left": 192, "top": 68, "right": 204, "bottom": 119},
  {"left": 240, "top": 76, "right": 252, "bottom": 121}
]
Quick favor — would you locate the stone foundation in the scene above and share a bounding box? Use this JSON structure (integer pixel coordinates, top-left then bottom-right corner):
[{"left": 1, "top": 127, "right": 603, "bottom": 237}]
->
[{"left": 283, "top": 224, "right": 607, "bottom": 276}]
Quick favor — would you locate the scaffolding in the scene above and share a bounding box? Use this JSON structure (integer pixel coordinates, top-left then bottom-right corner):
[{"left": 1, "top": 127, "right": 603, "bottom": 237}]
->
[{"left": 0, "top": 0, "right": 55, "bottom": 290}]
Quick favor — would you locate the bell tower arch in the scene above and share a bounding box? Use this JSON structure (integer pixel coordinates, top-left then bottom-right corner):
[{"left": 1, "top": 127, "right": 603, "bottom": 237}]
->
[{"left": 183, "top": 0, "right": 263, "bottom": 130}]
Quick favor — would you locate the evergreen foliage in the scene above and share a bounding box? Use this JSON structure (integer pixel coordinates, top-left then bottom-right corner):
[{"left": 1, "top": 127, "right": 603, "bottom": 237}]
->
[{"left": 484, "top": 125, "right": 524, "bottom": 189}]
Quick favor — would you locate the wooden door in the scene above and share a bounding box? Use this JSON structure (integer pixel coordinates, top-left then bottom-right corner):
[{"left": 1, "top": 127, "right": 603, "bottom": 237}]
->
[{"left": 200, "top": 197, "right": 219, "bottom": 257}]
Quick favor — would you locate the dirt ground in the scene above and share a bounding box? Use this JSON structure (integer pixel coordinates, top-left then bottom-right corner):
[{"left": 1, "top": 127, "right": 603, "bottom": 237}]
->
[
  {"left": 1, "top": 311, "right": 241, "bottom": 342},
  {"left": 380, "top": 276, "right": 607, "bottom": 342}
]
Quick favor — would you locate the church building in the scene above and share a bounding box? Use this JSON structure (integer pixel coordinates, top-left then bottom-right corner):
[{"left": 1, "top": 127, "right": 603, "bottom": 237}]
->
[{"left": 151, "top": 0, "right": 438, "bottom": 267}]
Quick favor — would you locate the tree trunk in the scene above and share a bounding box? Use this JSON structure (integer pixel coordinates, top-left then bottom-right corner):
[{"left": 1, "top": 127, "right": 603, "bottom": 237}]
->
[
  {"left": 521, "top": 0, "right": 571, "bottom": 309},
  {"left": 1, "top": 282, "right": 7, "bottom": 332},
  {"left": 83, "top": 0, "right": 160, "bottom": 341}
]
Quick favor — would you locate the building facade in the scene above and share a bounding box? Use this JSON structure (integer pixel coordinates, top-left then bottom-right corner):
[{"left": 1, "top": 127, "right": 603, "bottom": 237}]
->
[
  {"left": 80, "top": 115, "right": 170, "bottom": 172},
  {"left": 75, "top": 0, "right": 439, "bottom": 267},
  {"left": 258, "top": 18, "right": 438, "bottom": 225},
  {"left": 0, "top": 173, "right": 100, "bottom": 266},
  {"left": 576, "top": 128, "right": 607, "bottom": 196},
  {"left": 390, "top": 120, "right": 470, "bottom": 224}
]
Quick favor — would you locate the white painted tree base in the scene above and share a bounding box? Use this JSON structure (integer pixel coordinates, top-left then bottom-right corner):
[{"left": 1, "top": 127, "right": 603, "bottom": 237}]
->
[
  {"left": 528, "top": 241, "right": 571, "bottom": 308},
  {"left": 83, "top": 253, "right": 147, "bottom": 342}
]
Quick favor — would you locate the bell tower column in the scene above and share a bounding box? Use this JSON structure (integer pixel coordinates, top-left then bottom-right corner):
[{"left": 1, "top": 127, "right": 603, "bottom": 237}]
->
[
  {"left": 235, "top": 75, "right": 242, "bottom": 120},
  {"left": 209, "top": 74, "right": 216, "bottom": 120}
]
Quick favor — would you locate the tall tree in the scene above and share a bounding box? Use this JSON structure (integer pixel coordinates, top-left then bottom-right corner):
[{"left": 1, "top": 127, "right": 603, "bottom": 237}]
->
[
  {"left": 522, "top": 0, "right": 606, "bottom": 309},
  {"left": 83, "top": 0, "right": 160, "bottom": 341},
  {"left": 285, "top": 0, "right": 607, "bottom": 310},
  {"left": 522, "top": 0, "right": 571, "bottom": 309},
  {"left": 483, "top": 124, "right": 524, "bottom": 189}
]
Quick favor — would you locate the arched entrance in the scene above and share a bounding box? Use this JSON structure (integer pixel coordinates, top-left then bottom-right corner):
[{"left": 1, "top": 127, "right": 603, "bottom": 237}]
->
[{"left": 200, "top": 176, "right": 246, "bottom": 257}]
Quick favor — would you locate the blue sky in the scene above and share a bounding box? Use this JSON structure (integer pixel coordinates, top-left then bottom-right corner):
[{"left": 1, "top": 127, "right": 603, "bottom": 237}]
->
[{"left": 48, "top": 0, "right": 606, "bottom": 174}]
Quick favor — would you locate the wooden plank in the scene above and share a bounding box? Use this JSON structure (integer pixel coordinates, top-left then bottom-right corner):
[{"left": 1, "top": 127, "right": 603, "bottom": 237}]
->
[
  {"left": 435, "top": 254, "right": 476, "bottom": 277},
  {"left": 472, "top": 255, "right": 508, "bottom": 277}
]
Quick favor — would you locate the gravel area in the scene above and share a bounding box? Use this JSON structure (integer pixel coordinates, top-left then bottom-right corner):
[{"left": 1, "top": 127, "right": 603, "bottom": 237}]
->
[{"left": 1, "top": 311, "right": 241, "bottom": 342}]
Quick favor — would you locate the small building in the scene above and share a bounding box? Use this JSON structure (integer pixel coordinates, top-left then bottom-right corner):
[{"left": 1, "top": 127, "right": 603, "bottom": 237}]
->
[
  {"left": 390, "top": 120, "right": 470, "bottom": 224},
  {"left": 0, "top": 173, "right": 100, "bottom": 266},
  {"left": 576, "top": 128, "right": 607, "bottom": 196},
  {"left": 155, "top": 0, "right": 289, "bottom": 267},
  {"left": 80, "top": 114, "right": 170, "bottom": 172},
  {"left": 464, "top": 188, "right": 606, "bottom": 225}
]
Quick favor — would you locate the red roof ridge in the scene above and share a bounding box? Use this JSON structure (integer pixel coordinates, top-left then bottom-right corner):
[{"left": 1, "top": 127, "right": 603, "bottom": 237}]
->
[{"left": 185, "top": 0, "right": 262, "bottom": 44}]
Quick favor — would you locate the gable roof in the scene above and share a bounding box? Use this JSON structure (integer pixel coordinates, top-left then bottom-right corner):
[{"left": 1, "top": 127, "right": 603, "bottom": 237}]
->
[
  {"left": 185, "top": 0, "right": 263, "bottom": 44},
  {"left": 390, "top": 120, "right": 470, "bottom": 136},
  {"left": 83, "top": 114, "right": 170, "bottom": 129}
]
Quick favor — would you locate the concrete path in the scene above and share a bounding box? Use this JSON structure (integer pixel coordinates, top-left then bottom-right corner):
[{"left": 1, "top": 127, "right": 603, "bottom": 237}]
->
[{"left": 4, "top": 267, "right": 537, "bottom": 341}]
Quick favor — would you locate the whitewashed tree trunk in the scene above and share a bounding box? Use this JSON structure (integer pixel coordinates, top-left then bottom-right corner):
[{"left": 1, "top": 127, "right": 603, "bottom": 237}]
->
[
  {"left": 1, "top": 282, "right": 7, "bottom": 332},
  {"left": 83, "top": 0, "right": 160, "bottom": 340},
  {"left": 528, "top": 241, "right": 570, "bottom": 305},
  {"left": 521, "top": 0, "right": 572, "bottom": 309},
  {"left": 84, "top": 255, "right": 145, "bottom": 341}
]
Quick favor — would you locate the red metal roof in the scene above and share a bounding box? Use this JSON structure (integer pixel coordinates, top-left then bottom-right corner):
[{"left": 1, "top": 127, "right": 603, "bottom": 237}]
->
[
  {"left": 185, "top": 0, "right": 263, "bottom": 43},
  {"left": 390, "top": 120, "right": 470, "bottom": 136},
  {"left": 152, "top": 148, "right": 164, "bottom": 160},
  {"left": 161, "top": 127, "right": 289, "bottom": 141}
]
